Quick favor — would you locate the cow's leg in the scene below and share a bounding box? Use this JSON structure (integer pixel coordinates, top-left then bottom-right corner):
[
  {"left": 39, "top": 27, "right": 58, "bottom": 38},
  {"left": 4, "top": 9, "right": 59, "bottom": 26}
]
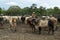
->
[
  {"left": 14, "top": 26, "right": 16, "bottom": 32},
  {"left": 48, "top": 26, "right": 54, "bottom": 35},
  {"left": 30, "top": 24, "right": 35, "bottom": 32},
  {"left": 38, "top": 27, "right": 41, "bottom": 34},
  {"left": 32, "top": 25, "right": 36, "bottom": 32},
  {"left": 0, "top": 23, "right": 2, "bottom": 26},
  {"left": 48, "top": 26, "right": 51, "bottom": 34},
  {"left": 0, "top": 23, "right": 1, "bottom": 26},
  {"left": 14, "top": 27, "right": 16, "bottom": 32},
  {"left": 14, "top": 23, "right": 16, "bottom": 32},
  {"left": 1, "top": 22, "right": 3, "bottom": 26},
  {"left": 33, "top": 26, "right": 36, "bottom": 32},
  {"left": 9, "top": 25, "right": 13, "bottom": 31},
  {"left": 51, "top": 26, "right": 54, "bottom": 35},
  {"left": 31, "top": 25, "right": 34, "bottom": 32}
]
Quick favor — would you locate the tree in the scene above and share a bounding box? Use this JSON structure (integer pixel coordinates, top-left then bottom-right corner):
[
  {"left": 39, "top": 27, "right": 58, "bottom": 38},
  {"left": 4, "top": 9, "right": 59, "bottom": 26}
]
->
[
  {"left": 38, "top": 6, "right": 47, "bottom": 16},
  {"left": 31, "top": 4, "right": 37, "bottom": 9},
  {"left": 29, "top": 4, "right": 38, "bottom": 15},
  {"left": 22, "top": 7, "right": 30, "bottom": 15},
  {"left": 6, "top": 6, "right": 21, "bottom": 16},
  {"left": 53, "top": 7, "right": 60, "bottom": 14},
  {"left": 2, "top": 4, "right": 60, "bottom": 16},
  {"left": 47, "top": 8, "right": 54, "bottom": 15}
]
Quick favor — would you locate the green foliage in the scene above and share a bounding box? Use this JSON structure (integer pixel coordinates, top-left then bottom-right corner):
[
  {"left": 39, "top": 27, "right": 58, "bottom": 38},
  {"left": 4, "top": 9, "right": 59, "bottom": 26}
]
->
[
  {"left": 0, "top": 4, "right": 60, "bottom": 16},
  {"left": 6, "top": 6, "right": 21, "bottom": 16}
]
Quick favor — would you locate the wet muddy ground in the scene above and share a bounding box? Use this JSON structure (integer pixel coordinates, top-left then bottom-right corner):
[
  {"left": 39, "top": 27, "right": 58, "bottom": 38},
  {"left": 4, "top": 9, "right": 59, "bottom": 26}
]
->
[{"left": 0, "top": 23, "right": 60, "bottom": 40}]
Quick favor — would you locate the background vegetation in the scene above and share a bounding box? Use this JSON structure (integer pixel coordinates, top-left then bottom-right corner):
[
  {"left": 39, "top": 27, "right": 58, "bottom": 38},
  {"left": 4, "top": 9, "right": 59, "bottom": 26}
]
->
[{"left": 0, "top": 4, "right": 60, "bottom": 17}]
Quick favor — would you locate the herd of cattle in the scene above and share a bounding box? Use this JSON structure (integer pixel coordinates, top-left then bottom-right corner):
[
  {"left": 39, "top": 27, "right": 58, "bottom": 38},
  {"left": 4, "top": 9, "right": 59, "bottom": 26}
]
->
[{"left": 0, "top": 15, "right": 59, "bottom": 34}]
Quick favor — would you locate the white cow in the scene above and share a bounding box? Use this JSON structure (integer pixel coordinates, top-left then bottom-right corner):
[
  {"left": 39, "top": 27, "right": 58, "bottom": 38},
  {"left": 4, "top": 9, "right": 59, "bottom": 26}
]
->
[
  {"left": 35, "top": 16, "right": 58, "bottom": 31},
  {"left": 9, "top": 17, "right": 17, "bottom": 32}
]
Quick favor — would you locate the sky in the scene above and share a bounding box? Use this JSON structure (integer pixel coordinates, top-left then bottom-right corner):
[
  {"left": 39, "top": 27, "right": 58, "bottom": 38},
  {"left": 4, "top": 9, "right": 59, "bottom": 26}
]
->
[{"left": 0, "top": 0, "right": 60, "bottom": 10}]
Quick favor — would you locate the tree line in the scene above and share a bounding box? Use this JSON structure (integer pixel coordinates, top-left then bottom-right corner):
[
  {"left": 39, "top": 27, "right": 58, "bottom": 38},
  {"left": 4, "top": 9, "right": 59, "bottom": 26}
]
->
[{"left": 0, "top": 4, "right": 60, "bottom": 17}]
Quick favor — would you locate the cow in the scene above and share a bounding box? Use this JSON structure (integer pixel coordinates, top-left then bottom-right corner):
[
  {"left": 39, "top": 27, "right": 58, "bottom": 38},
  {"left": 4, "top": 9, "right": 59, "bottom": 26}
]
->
[
  {"left": 21, "top": 16, "right": 26, "bottom": 24},
  {"left": 26, "top": 15, "right": 58, "bottom": 35},
  {"left": 36, "top": 16, "right": 58, "bottom": 34},
  {"left": 26, "top": 16, "right": 40, "bottom": 32},
  {"left": 9, "top": 17, "right": 17, "bottom": 32}
]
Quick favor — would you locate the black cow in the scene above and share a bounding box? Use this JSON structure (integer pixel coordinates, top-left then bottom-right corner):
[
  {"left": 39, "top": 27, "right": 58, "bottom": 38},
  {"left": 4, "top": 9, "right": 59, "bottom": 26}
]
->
[
  {"left": 21, "top": 16, "right": 25, "bottom": 24},
  {"left": 48, "top": 19, "right": 54, "bottom": 34}
]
